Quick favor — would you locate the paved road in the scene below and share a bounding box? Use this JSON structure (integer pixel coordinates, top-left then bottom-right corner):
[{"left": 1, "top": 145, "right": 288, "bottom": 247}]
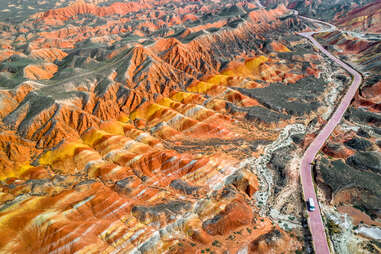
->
[
  {"left": 298, "top": 18, "right": 363, "bottom": 254},
  {"left": 255, "top": 0, "right": 264, "bottom": 8}
]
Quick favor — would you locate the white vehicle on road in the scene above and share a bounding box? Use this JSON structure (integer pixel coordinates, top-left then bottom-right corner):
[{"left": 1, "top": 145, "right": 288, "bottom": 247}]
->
[{"left": 308, "top": 197, "right": 315, "bottom": 211}]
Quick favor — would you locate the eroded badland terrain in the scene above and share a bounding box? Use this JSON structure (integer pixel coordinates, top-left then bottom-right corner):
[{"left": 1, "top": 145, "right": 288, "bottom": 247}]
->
[{"left": 0, "top": 0, "right": 380, "bottom": 253}]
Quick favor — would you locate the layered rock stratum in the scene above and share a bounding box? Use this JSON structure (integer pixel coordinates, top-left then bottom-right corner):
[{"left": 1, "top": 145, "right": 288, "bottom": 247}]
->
[{"left": 0, "top": 0, "right": 379, "bottom": 253}]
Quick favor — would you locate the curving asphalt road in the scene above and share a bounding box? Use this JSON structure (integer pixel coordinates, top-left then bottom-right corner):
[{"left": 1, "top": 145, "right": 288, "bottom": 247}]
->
[{"left": 298, "top": 18, "right": 363, "bottom": 254}]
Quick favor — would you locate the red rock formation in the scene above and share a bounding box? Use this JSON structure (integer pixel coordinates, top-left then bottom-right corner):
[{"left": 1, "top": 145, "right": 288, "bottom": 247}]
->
[
  {"left": 335, "top": 0, "right": 381, "bottom": 33},
  {"left": 24, "top": 63, "right": 58, "bottom": 80},
  {"left": 202, "top": 199, "right": 253, "bottom": 235},
  {"left": 30, "top": 48, "right": 68, "bottom": 62},
  {"left": 249, "top": 228, "right": 298, "bottom": 254},
  {"left": 362, "top": 81, "right": 381, "bottom": 104},
  {"left": 0, "top": 50, "right": 23, "bottom": 62},
  {"left": 33, "top": 1, "right": 152, "bottom": 22}
]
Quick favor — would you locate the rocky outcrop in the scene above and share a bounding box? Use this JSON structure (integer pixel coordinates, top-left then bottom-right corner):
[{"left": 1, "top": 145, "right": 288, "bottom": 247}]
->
[
  {"left": 249, "top": 229, "right": 296, "bottom": 254},
  {"left": 30, "top": 48, "right": 68, "bottom": 62},
  {"left": 202, "top": 199, "right": 253, "bottom": 235},
  {"left": 23, "top": 63, "right": 58, "bottom": 80},
  {"left": 335, "top": 0, "right": 381, "bottom": 33}
]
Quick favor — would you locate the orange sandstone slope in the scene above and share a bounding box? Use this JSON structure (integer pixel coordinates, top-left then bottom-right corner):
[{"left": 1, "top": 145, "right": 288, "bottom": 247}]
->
[
  {"left": 0, "top": 1, "right": 342, "bottom": 253},
  {"left": 32, "top": 1, "right": 152, "bottom": 22}
]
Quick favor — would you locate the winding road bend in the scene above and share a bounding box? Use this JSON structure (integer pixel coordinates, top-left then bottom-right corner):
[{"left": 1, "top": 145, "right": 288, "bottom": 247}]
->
[{"left": 298, "top": 17, "right": 363, "bottom": 254}]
